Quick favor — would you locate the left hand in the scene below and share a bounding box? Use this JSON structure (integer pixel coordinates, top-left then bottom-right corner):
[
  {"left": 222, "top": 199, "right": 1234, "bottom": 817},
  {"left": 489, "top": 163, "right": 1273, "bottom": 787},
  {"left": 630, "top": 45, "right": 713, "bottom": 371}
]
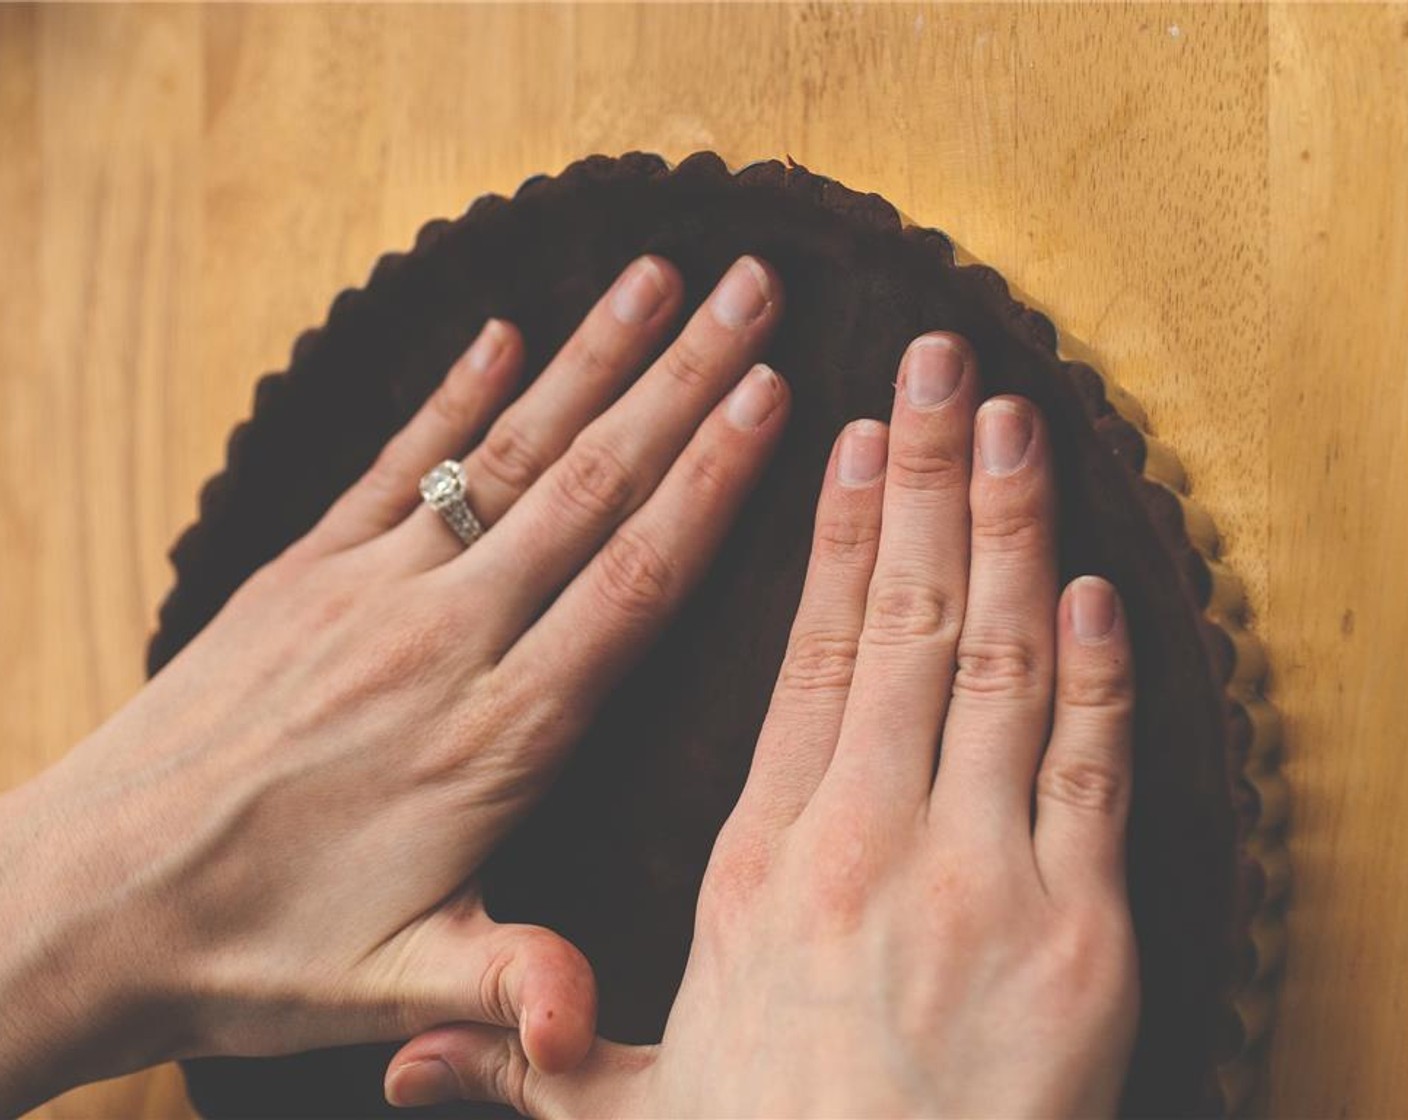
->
[{"left": 0, "top": 253, "right": 789, "bottom": 1115}]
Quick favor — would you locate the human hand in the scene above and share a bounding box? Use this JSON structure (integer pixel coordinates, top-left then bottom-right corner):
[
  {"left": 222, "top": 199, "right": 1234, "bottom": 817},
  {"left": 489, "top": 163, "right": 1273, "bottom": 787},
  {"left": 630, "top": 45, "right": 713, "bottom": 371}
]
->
[
  {"left": 0, "top": 253, "right": 789, "bottom": 1115},
  {"left": 390, "top": 333, "right": 1140, "bottom": 1116}
]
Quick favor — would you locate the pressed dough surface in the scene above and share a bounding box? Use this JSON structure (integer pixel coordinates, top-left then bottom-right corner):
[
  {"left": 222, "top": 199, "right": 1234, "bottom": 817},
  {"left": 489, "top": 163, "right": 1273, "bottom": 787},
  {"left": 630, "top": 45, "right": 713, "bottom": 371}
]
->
[{"left": 1, "top": 5, "right": 1405, "bottom": 1117}]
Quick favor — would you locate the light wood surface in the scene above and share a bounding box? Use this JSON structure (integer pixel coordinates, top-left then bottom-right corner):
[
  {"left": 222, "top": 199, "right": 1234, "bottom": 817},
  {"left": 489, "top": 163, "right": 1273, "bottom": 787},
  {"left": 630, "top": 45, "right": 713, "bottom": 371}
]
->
[{"left": 2, "top": 3, "right": 1404, "bottom": 1116}]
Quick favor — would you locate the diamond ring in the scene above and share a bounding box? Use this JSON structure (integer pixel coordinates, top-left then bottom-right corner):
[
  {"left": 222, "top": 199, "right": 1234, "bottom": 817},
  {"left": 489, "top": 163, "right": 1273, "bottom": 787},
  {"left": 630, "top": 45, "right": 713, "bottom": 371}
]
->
[{"left": 419, "top": 460, "right": 485, "bottom": 546}]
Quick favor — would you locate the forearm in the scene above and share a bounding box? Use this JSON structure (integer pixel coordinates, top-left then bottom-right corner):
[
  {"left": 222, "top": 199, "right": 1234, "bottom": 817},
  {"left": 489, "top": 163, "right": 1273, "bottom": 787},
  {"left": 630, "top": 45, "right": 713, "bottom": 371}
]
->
[{"left": 0, "top": 768, "right": 190, "bottom": 1116}]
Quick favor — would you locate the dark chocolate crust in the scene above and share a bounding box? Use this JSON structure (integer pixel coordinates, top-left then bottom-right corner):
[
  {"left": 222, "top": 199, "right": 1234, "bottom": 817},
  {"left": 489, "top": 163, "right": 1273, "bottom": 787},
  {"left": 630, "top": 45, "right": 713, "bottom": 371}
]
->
[{"left": 149, "top": 151, "right": 1284, "bottom": 1118}]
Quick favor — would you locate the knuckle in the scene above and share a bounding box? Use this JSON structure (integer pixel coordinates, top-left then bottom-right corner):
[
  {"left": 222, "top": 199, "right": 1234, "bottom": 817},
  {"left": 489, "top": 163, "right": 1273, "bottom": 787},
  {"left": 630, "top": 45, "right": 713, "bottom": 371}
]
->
[
  {"left": 953, "top": 635, "right": 1044, "bottom": 699},
  {"left": 494, "top": 1032, "right": 533, "bottom": 1116},
  {"left": 885, "top": 441, "right": 967, "bottom": 491},
  {"left": 595, "top": 528, "right": 676, "bottom": 617},
  {"left": 812, "top": 514, "right": 881, "bottom": 565},
  {"left": 365, "top": 445, "right": 402, "bottom": 490},
  {"left": 697, "top": 826, "right": 772, "bottom": 933},
  {"left": 357, "top": 443, "right": 414, "bottom": 504},
  {"left": 475, "top": 419, "right": 544, "bottom": 493},
  {"left": 478, "top": 945, "right": 518, "bottom": 1026},
  {"left": 661, "top": 336, "right": 715, "bottom": 391},
  {"left": 922, "top": 865, "right": 992, "bottom": 947},
  {"left": 1037, "top": 755, "right": 1126, "bottom": 815},
  {"left": 798, "top": 814, "right": 885, "bottom": 932},
  {"left": 555, "top": 439, "right": 637, "bottom": 520},
  {"left": 1043, "top": 909, "right": 1138, "bottom": 1007},
  {"left": 971, "top": 507, "right": 1046, "bottom": 553},
  {"left": 236, "top": 550, "right": 306, "bottom": 601},
  {"left": 684, "top": 440, "right": 736, "bottom": 499},
  {"left": 358, "top": 613, "right": 453, "bottom": 690},
  {"left": 567, "top": 333, "right": 616, "bottom": 385},
  {"left": 864, "top": 580, "right": 961, "bottom": 646},
  {"left": 428, "top": 371, "right": 480, "bottom": 428},
  {"left": 778, "top": 629, "right": 859, "bottom": 695},
  {"left": 1060, "top": 658, "right": 1135, "bottom": 712},
  {"left": 306, "top": 583, "right": 360, "bottom": 632}
]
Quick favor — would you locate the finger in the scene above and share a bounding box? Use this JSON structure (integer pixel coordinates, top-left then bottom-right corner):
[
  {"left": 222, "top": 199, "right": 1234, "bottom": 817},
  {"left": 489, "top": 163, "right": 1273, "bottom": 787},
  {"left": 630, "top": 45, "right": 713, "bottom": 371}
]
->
[
  {"left": 1033, "top": 576, "right": 1135, "bottom": 900},
  {"left": 930, "top": 396, "right": 1058, "bottom": 841},
  {"left": 385, "top": 1025, "right": 649, "bottom": 1117},
  {"left": 495, "top": 362, "right": 789, "bottom": 739},
  {"left": 376, "top": 906, "right": 597, "bottom": 1074},
  {"left": 296, "top": 318, "right": 523, "bottom": 559},
  {"left": 394, "top": 255, "right": 685, "bottom": 567},
  {"left": 814, "top": 333, "right": 977, "bottom": 813},
  {"left": 458, "top": 254, "right": 783, "bottom": 649},
  {"left": 731, "top": 419, "right": 887, "bottom": 834}
]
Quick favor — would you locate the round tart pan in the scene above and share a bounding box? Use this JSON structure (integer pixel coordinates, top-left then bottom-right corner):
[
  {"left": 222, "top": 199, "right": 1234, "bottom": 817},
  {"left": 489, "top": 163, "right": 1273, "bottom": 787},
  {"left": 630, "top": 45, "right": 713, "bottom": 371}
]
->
[{"left": 149, "top": 151, "right": 1287, "bottom": 1117}]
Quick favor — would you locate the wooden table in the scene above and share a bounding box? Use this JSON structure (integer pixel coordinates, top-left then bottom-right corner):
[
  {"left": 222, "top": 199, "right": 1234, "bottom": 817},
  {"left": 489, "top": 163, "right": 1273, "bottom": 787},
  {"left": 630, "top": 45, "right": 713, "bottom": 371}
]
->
[{"left": 3, "top": 4, "right": 1404, "bottom": 1116}]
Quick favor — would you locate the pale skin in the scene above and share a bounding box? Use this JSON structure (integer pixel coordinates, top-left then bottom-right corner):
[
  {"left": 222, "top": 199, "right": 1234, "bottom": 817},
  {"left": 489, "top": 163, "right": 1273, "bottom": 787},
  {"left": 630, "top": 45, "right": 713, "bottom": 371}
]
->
[{"left": 0, "top": 252, "right": 1138, "bottom": 1119}]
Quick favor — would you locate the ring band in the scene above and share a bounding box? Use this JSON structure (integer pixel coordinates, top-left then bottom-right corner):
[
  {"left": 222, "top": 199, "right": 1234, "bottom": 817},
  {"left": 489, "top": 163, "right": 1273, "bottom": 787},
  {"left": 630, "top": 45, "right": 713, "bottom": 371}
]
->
[{"left": 419, "top": 460, "right": 485, "bottom": 546}]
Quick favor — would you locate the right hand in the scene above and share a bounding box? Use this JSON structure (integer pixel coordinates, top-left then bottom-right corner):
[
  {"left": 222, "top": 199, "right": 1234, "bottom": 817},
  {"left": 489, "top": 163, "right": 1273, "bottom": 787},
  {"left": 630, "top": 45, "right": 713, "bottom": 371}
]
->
[{"left": 388, "top": 333, "right": 1140, "bottom": 1117}]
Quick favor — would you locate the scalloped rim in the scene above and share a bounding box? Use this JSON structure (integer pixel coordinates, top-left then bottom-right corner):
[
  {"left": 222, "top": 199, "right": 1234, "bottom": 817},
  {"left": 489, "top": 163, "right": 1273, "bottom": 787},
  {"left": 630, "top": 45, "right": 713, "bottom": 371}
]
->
[{"left": 148, "top": 149, "right": 1287, "bottom": 1116}]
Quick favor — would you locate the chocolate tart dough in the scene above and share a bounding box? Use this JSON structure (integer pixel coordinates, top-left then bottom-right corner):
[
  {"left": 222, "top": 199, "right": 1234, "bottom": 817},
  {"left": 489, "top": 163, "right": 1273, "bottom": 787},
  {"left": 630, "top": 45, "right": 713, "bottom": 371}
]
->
[{"left": 148, "top": 151, "right": 1287, "bottom": 1117}]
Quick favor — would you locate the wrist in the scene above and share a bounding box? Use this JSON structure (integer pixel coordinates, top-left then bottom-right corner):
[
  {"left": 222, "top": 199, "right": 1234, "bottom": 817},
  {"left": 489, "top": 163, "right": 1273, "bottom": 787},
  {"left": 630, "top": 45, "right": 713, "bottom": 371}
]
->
[{"left": 0, "top": 762, "right": 196, "bottom": 1114}]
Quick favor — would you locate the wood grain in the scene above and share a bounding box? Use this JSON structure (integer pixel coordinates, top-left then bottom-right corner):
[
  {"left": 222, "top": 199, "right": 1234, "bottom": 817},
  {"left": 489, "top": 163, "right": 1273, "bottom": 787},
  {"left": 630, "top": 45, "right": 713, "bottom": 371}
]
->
[
  {"left": 1, "top": 3, "right": 1404, "bottom": 1116},
  {"left": 1265, "top": 5, "right": 1408, "bottom": 1114}
]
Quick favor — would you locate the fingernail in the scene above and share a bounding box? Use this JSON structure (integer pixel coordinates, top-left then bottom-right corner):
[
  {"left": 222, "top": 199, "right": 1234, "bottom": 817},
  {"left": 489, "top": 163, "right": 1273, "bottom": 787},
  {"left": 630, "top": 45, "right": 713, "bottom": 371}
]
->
[
  {"left": 837, "top": 420, "right": 887, "bottom": 487},
  {"left": 611, "top": 256, "right": 669, "bottom": 324},
  {"left": 386, "top": 1057, "right": 461, "bottom": 1108},
  {"left": 468, "top": 319, "right": 506, "bottom": 374},
  {"left": 976, "top": 399, "right": 1033, "bottom": 475},
  {"left": 725, "top": 363, "right": 783, "bottom": 429},
  {"left": 903, "top": 336, "right": 964, "bottom": 408},
  {"left": 1071, "top": 576, "right": 1119, "bottom": 642},
  {"left": 710, "top": 255, "right": 771, "bottom": 328}
]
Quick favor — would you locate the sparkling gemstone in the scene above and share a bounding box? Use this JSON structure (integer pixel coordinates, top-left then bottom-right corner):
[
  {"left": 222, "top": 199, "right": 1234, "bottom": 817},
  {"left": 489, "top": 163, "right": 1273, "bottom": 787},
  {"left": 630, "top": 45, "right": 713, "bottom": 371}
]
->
[{"left": 420, "top": 460, "right": 464, "bottom": 504}]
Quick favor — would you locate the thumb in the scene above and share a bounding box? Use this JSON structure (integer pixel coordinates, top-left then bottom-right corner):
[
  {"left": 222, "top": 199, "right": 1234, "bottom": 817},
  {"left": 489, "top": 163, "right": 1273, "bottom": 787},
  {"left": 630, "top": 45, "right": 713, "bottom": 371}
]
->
[
  {"left": 381, "top": 904, "right": 598, "bottom": 1075},
  {"left": 384, "top": 1024, "right": 652, "bottom": 1116}
]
